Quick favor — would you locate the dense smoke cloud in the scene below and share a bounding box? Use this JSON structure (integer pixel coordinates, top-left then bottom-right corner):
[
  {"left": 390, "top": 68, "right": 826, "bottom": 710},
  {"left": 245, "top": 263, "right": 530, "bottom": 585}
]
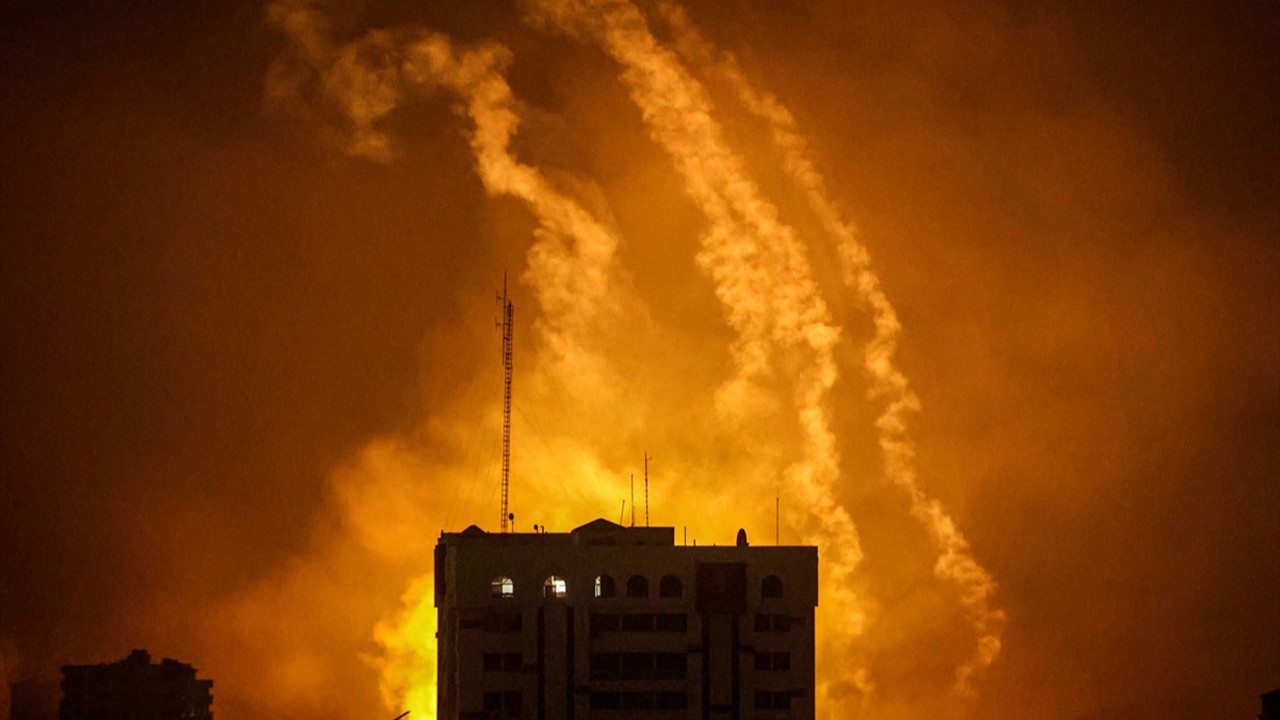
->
[
  {"left": 261, "top": 0, "right": 1009, "bottom": 716},
  {"left": 2, "top": 1, "right": 1276, "bottom": 720}
]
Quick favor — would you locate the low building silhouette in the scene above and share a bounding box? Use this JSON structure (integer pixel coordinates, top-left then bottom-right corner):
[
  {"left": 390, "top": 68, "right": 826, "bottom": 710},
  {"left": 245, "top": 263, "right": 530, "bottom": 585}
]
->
[
  {"left": 59, "top": 650, "right": 212, "bottom": 720},
  {"left": 1261, "top": 688, "right": 1280, "bottom": 720},
  {"left": 434, "top": 518, "right": 817, "bottom": 719}
]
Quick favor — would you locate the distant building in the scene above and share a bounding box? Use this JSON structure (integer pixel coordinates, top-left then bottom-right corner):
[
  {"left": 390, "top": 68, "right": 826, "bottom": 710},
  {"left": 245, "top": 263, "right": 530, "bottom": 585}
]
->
[
  {"left": 1262, "top": 688, "right": 1280, "bottom": 720},
  {"left": 434, "top": 518, "right": 817, "bottom": 719},
  {"left": 60, "top": 650, "right": 212, "bottom": 720}
]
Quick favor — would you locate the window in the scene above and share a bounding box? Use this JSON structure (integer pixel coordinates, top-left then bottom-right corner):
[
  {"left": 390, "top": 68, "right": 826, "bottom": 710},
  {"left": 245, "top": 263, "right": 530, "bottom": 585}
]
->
[
  {"left": 659, "top": 575, "right": 683, "bottom": 598},
  {"left": 589, "top": 692, "right": 620, "bottom": 710},
  {"left": 483, "top": 652, "right": 523, "bottom": 672},
  {"left": 543, "top": 576, "right": 567, "bottom": 598},
  {"left": 620, "top": 692, "right": 654, "bottom": 710},
  {"left": 492, "top": 576, "right": 515, "bottom": 598},
  {"left": 655, "top": 613, "right": 687, "bottom": 632},
  {"left": 590, "top": 612, "right": 620, "bottom": 636},
  {"left": 626, "top": 575, "right": 649, "bottom": 598},
  {"left": 753, "top": 691, "right": 793, "bottom": 710},
  {"left": 761, "top": 574, "right": 783, "bottom": 598},
  {"left": 621, "top": 613, "right": 654, "bottom": 632},
  {"left": 754, "top": 652, "right": 791, "bottom": 671},
  {"left": 591, "top": 652, "right": 687, "bottom": 681},
  {"left": 655, "top": 692, "right": 688, "bottom": 710},
  {"left": 482, "top": 692, "right": 522, "bottom": 716},
  {"left": 594, "top": 574, "right": 616, "bottom": 598},
  {"left": 753, "top": 613, "right": 792, "bottom": 632}
]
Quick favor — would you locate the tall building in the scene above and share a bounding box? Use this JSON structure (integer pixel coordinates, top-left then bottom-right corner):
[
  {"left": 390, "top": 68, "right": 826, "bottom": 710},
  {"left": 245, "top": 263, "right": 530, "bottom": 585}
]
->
[
  {"left": 60, "top": 650, "right": 212, "bottom": 720},
  {"left": 434, "top": 519, "right": 817, "bottom": 719}
]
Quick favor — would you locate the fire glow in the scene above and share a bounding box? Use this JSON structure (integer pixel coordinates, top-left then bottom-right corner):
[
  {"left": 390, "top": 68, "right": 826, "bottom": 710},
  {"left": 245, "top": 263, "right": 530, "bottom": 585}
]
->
[{"left": 263, "top": 0, "right": 1005, "bottom": 717}]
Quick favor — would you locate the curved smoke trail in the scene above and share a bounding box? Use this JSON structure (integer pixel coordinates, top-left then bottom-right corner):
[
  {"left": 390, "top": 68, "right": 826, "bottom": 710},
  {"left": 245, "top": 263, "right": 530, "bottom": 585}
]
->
[
  {"left": 655, "top": 2, "right": 1007, "bottom": 695},
  {"left": 265, "top": 0, "right": 1004, "bottom": 715},
  {"left": 529, "top": 0, "right": 875, "bottom": 710}
]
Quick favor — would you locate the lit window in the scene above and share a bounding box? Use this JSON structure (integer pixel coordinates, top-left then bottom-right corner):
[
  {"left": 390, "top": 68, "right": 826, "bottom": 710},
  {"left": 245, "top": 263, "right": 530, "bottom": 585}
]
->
[
  {"left": 594, "top": 574, "right": 616, "bottom": 598},
  {"left": 544, "top": 576, "right": 567, "bottom": 598},
  {"left": 491, "top": 576, "right": 515, "bottom": 598}
]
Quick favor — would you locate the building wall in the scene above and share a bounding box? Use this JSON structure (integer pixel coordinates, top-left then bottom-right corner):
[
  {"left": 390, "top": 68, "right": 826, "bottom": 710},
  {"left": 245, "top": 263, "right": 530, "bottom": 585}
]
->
[
  {"left": 436, "top": 521, "right": 817, "bottom": 720},
  {"left": 59, "top": 650, "right": 212, "bottom": 720}
]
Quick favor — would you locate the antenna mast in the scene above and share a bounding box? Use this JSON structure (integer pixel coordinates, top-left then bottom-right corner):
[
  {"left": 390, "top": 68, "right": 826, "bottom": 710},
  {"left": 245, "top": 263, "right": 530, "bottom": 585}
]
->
[
  {"left": 644, "top": 453, "right": 651, "bottom": 527},
  {"left": 499, "top": 274, "right": 514, "bottom": 533}
]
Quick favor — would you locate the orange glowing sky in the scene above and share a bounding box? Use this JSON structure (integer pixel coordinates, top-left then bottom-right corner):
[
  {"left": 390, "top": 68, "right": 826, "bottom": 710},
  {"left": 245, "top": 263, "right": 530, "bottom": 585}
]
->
[{"left": 1, "top": 1, "right": 1277, "bottom": 719}]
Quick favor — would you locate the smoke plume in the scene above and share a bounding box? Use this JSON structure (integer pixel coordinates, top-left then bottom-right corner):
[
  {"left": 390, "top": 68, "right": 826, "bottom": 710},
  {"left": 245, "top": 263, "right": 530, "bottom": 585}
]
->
[{"left": 260, "top": 0, "right": 1005, "bottom": 716}]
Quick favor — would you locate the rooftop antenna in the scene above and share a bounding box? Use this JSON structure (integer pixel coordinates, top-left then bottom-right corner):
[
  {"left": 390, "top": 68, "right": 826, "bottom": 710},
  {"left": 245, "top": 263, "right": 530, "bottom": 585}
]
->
[
  {"left": 497, "top": 272, "right": 514, "bottom": 534},
  {"left": 644, "top": 453, "right": 651, "bottom": 527},
  {"left": 630, "top": 474, "right": 635, "bottom": 528},
  {"left": 619, "top": 500, "right": 626, "bottom": 526}
]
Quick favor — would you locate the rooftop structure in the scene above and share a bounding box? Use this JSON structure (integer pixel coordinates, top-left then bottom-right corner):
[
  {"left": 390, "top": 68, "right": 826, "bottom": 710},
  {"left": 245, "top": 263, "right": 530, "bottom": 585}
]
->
[
  {"left": 434, "top": 519, "right": 817, "bottom": 719},
  {"left": 59, "top": 650, "right": 212, "bottom": 720}
]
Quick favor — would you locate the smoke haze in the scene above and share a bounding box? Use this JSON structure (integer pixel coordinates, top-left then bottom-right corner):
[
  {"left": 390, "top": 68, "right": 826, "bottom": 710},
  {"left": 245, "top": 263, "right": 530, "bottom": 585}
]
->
[{"left": 2, "top": 1, "right": 1277, "bottom": 719}]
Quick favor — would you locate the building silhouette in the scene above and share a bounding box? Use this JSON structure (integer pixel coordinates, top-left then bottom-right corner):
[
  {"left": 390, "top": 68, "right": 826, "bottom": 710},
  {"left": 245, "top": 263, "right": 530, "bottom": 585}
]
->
[
  {"left": 59, "top": 650, "right": 212, "bottom": 720},
  {"left": 434, "top": 518, "right": 817, "bottom": 719},
  {"left": 1261, "top": 688, "right": 1280, "bottom": 720}
]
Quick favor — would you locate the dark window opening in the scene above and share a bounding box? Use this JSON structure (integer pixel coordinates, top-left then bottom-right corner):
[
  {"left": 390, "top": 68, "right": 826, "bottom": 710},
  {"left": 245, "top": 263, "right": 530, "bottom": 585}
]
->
[
  {"left": 589, "top": 692, "right": 620, "bottom": 710},
  {"left": 761, "top": 575, "right": 783, "bottom": 598},
  {"left": 656, "top": 613, "right": 687, "bottom": 632},
  {"left": 659, "top": 575, "right": 683, "bottom": 598},
  {"left": 590, "top": 612, "right": 620, "bottom": 636},
  {"left": 621, "top": 613, "right": 654, "bottom": 632},
  {"left": 626, "top": 575, "right": 649, "bottom": 598}
]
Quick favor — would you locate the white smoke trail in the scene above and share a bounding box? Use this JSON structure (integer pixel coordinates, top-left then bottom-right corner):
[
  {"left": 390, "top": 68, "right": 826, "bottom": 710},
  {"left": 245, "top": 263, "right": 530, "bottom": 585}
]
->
[
  {"left": 655, "top": 3, "right": 1007, "bottom": 695},
  {"left": 267, "top": 3, "right": 636, "bottom": 715},
  {"left": 529, "top": 0, "right": 874, "bottom": 711},
  {"left": 268, "top": 0, "right": 625, "bottom": 403}
]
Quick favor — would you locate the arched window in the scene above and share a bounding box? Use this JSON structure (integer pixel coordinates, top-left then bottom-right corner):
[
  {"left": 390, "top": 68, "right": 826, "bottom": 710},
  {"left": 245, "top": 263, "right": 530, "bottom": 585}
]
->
[
  {"left": 544, "top": 576, "right": 567, "bottom": 599},
  {"left": 594, "top": 575, "right": 616, "bottom": 598},
  {"left": 626, "top": 575, "right": 649, "bottom": 598},
  {"left": 659, "top": 575, "right": 683, "bottom": 599},
  {"left": 492, "top": 576, "right": 515, "bottom": 598},
  {"left": 761, "top": 575, "right": 783, "bottom": 599}
]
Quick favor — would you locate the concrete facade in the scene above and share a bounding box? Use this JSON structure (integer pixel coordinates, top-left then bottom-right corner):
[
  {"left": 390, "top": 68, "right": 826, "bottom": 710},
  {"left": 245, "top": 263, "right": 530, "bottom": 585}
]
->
[{"left": 434, "top": 519, "right": 817, "bottom": 719}]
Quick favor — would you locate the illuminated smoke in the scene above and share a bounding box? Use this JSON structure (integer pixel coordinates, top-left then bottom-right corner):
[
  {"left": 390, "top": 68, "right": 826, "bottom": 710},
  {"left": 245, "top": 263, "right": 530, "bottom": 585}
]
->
[
  {"left": 527, "top": 0, "right": 874, "bottom": 711},
  {"left": 264, "top": 0, "right": 1002, "bottom": 717},
  {"left": 655, "top": 2, "right": 1007, "bottom": 695}
]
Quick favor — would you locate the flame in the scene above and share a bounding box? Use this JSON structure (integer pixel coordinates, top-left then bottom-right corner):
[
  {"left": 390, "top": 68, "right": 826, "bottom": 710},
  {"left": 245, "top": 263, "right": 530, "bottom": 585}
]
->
[{"left": 262, "top": 0, "right": 1006, "bottom": 717}]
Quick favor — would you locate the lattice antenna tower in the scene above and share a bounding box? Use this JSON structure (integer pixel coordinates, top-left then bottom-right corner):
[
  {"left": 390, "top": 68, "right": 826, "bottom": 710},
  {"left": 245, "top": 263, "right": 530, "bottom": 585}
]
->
[{"left": 498, "top": 273, "right": 514, "bottom": 533}]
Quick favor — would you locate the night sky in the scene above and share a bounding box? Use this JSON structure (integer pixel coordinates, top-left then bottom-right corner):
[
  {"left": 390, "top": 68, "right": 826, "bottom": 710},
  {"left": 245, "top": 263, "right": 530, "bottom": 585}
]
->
[{"left": 2, "top": 1, "right": 1277, "bottom": 719}]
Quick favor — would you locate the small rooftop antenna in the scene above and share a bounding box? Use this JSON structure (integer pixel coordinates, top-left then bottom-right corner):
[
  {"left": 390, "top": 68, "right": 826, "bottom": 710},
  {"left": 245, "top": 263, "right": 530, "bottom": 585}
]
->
[
  {"left": 630, "top": 474, "right": 635, "bottom": 528},
  {"left": 644, "top": 453, "right": 651, "bottom": 528},
  {"left": 497, "top": 272, "right": 514, "bottom": 534},
  {"left": 619, "top": 500, "right": 626, "bottom": 526}
]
